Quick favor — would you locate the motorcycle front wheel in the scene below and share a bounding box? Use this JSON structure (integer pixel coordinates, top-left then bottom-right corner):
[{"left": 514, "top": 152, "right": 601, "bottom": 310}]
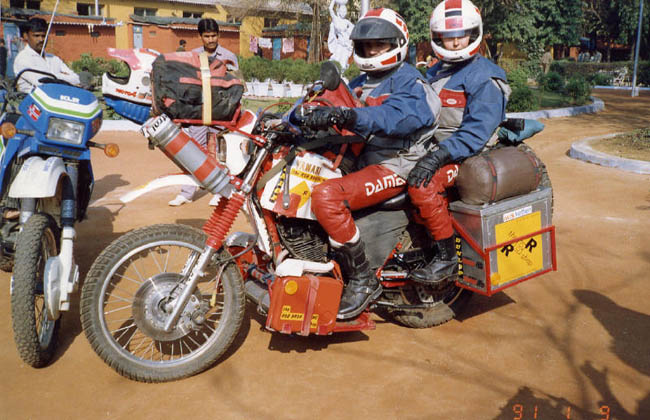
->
[
  {"left": 11, "top": 213, "right": 61, "bottom": 367},
  {"left": 80, "top": 224, "right": 245, "bottom": 383}
]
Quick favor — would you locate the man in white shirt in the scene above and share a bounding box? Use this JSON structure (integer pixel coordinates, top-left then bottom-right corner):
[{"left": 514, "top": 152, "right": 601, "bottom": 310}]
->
[
  {"left": 169, "top": 18, "right": 239, "bottom": 206},
  {"left": 13, "top": 17, "right": 80, "bottom": 93}
]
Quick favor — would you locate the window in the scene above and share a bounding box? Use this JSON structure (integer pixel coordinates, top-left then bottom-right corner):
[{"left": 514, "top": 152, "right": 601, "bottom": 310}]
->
[
  {"left": 10, "top": 0, "right": 41, "bottom": 9},
  {"left": 264, "top": 18, "right": 279, "bottom": 28},
  {"left": 182, "top": 11, "right": 203, "bottom": 19},
  {"left": 77, "top": 3, "right": 104, "bottom": 16},
  {"left": 134, "top": 7, "right": 157, "bottom": 17}
]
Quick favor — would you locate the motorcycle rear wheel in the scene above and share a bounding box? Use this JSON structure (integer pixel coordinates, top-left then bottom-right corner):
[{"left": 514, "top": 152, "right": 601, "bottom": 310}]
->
[
  {"left": 385, "top": 282, "right": 470, "bottom": 328},
  {"left": 80, "top": 224, "right": 245, "bottom": 382},
  {"left": 11, "top": 213, "right": 61, "bottom": 367}
]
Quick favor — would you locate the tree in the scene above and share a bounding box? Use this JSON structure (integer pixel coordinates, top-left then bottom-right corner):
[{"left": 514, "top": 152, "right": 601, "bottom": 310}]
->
[
  {"left": 583, "top": 0, "right": 649, "bottom": 61},
  {"left": 474, "top": 0, "right": 583, "bottom": 58}
]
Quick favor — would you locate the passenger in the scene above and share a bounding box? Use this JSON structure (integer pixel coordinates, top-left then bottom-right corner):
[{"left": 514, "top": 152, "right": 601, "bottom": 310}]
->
[
  {"left": 303, "top": 8, "right": 441, "bottom": 319},
  {"left": 407, "top": 0, "right": 510, "bottom": 284}
]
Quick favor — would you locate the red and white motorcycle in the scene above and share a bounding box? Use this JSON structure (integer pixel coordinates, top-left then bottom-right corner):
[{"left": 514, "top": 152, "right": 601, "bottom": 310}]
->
[{"left": 81, "top": 62, "right": 556, "bottom": 382}]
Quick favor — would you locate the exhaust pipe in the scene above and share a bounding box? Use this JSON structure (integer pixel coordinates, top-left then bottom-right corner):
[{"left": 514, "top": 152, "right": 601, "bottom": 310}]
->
[{"left": 244, "top": 281, "right": 270, "bottom": 313}]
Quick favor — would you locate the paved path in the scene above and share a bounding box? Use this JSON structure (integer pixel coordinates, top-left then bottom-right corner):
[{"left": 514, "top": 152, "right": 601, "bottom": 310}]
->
[{"left": 0, "top": 90, "right": 648, "bottom": 420}]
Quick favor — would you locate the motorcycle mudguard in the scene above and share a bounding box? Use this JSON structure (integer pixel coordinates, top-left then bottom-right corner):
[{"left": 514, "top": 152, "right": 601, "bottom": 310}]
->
[
  {"left": 8, "top": 156, "right": 67, "bottom": 198},
  {"left": 223, "top": 109, "right": 256, "bottom": 176},
  {"left": 120, "top": 173, "right": 199, "bottom": 203}
]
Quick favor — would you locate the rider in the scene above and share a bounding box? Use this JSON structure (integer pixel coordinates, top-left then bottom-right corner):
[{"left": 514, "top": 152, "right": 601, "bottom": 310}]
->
[
  {"left": 406, "top": 0, "right": 510, "bottom": 284},
  {"left": 13, "top": 17, "right": 80, "bottom": 93},
  {"left": 304, "top": 8, "right": 441, "bottom": 319}
]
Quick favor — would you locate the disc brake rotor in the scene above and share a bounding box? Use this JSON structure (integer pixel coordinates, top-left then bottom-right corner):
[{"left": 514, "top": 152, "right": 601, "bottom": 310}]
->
[{"left": 132, "top": 273, "right": 202, "bottom": 341}]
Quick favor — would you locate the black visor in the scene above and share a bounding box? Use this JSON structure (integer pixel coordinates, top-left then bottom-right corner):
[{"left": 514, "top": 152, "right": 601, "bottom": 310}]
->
[{"left": 350, "top": 18, "right": 404, "bottom": 42}]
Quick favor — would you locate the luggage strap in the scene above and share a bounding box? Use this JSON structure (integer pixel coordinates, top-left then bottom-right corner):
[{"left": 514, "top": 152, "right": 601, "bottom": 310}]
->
[
  {"left": 199, "top": 52, "right": 211, "bottom": 125},
  {"left": 256, "top": 135, "right": 363, "bottom": 191}
]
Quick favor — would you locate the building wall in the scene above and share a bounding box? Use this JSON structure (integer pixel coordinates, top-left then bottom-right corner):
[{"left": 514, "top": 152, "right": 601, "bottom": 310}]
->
[
  {"left": 240, "top": 16, "right": 264, "bottom": 58},
  {"left": 47, "top": 24, "right": 116, "bottom": 62},
  {"left": 137, "top": 25, "right": 240, "bottom": 55},
  {"left": 100, "top": 1, "right": 228, "bottom": 49}
]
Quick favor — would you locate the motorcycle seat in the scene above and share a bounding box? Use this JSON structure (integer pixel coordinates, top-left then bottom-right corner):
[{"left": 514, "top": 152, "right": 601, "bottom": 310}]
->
[{"left": 376, "top": 191, "right": 409, "bottom": 211}]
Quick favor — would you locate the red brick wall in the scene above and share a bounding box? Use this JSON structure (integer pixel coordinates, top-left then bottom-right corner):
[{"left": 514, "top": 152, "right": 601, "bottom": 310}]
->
[
  {"left": 46, "top": 24, "right": 116, "bottom": 63},
  {"left": 136, "top": 25, "right": 240, "bottom": 56}
]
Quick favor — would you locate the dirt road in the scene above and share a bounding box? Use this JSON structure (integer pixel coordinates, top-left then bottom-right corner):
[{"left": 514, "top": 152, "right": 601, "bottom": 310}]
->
[{"left": 1, "top": 91, "right": 648, "bottom": 419}]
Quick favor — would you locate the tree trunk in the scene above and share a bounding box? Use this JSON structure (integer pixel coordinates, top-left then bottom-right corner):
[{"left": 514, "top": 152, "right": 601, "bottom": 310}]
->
[{"left": 309, "top": 1, "right": 321, "bottom": 63}]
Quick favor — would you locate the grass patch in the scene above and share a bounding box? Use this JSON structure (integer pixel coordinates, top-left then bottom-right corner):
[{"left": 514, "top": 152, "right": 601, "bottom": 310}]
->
[
  {"left": 242, "top": 97, "right": 294, "bottom": 114},
  {"left": 538, "top": 90, "right": 575, "bottom": 109},
  {"left": 590, "top": 128, "right": 650, "bottom": 162}
]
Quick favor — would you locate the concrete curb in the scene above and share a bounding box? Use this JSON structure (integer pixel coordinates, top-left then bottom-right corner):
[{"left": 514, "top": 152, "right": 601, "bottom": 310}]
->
[
  {"left": 569, "top": 133, "right": 650, "bottom": 175},
  {"left": 594, "top": 85, "right": 650, "bottom": 91},
  {"left": 506, "top": 96, "right": 605, "bottom": 120}
]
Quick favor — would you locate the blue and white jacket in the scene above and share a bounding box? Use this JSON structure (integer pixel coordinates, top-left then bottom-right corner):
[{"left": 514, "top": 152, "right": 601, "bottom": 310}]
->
[
  {"left": 426, "top": 55, "right": 510, "bottom": 161},
  {"left": 348, "top": 63, "right": 441, "bottom": 178}
]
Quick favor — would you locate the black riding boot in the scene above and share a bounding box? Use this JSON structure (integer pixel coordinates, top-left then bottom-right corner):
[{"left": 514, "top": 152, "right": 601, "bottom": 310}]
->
[
  {"left": 334, "top": 239, "right": 382, "bottom": 320},
  {"left": 410, "top": 236, "right": 459, "bottom": 285}
]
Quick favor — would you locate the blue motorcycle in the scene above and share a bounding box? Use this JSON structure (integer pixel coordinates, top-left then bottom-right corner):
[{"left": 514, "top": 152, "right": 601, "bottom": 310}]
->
[{"left": 0, "top": 69, "right": 119, "bottom": 367}]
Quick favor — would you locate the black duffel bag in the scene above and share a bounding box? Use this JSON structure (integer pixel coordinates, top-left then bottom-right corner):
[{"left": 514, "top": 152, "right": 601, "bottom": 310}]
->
[{"left": 151, "top": 51, "right": 243, "bottom": 122}]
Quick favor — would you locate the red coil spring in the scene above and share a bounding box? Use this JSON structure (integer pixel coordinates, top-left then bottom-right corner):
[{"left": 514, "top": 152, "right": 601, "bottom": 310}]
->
[{"left": 203, "top": 192, "right": 246, "bottom": 249}]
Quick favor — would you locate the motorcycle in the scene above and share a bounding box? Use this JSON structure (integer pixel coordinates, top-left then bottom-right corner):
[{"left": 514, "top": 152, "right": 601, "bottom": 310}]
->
[
  {"left": 80, "top": 61, "right": 556, "bottom": 382},
  {"left": 0, "top": 70, "right": 119, "bottom": 367}
]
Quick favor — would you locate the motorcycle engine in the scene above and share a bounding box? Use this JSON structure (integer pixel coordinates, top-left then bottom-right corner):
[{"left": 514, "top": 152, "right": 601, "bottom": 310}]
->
[{"left": 275, "top": 216, "right": 329, "bottom": 262}]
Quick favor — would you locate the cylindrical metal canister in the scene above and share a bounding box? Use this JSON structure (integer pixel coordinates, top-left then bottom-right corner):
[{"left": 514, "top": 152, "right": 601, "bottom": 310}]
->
[{"left": 141, "top": 114, "right": 233, "bottom": 196}]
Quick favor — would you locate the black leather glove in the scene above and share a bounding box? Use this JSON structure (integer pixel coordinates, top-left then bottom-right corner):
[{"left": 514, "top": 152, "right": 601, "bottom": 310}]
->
[
  {"left": 303, "top": 107, "right": 356, "bottom": 130},
  {"left": 407, "top": 146, "right": 452, "bottom": 188}
]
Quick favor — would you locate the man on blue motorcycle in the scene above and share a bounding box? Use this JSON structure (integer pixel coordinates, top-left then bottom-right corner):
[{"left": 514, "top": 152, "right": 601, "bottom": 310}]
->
[{"left": 13, "top": 17, "right": 80, "bottom": 93}]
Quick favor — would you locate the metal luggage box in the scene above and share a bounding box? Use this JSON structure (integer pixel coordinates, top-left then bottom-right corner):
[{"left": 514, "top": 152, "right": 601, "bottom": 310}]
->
[{"left": 449, "top": 187, "right": 556, "bottom": 296}]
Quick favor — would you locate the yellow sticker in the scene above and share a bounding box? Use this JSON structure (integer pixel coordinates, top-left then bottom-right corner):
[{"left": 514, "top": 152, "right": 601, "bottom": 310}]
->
[
  {"left": 289, "top": 181, "right": 312, "bottom": 209},
  {"left": 494, "top": 211, "right": 543, "bottom": 285},
  {"left": 290, "top": 168, "right": 328, "bottom": 184},
  {"left": 310, "top": 314, "right": 319, "bottom": 329},
  {"left": 280, "top": 305, "right": 304, "bottom": 321}
]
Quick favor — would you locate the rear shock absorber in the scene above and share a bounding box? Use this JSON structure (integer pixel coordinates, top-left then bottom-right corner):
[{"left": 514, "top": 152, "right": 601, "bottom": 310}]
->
[{"left": 203, "top": 191, "right": 246, "bottom": 249}]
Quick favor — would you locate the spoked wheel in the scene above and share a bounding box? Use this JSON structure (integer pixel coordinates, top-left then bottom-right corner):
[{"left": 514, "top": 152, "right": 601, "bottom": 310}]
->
[
  {"left": 384, "top": 281, "right": 470, "bottom": 328},
  {"left": 80, "top": 224, "right": 245, "bottom": 383},
  {"left": 381, "top": 232, "right": 471, "bottom": 329},
  {"left": 11, "top": 213, "right": 61, "bottom": 367}
]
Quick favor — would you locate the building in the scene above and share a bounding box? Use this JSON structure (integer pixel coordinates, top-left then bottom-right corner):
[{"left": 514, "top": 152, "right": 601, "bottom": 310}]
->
[{"left": 0, "top": 0, "right": 313, "bottom": 76}]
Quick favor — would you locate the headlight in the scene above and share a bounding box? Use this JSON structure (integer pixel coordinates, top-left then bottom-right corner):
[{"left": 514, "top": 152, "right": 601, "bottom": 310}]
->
[{"left": 47, "top": 118, "right": 85, "bottom": 145}]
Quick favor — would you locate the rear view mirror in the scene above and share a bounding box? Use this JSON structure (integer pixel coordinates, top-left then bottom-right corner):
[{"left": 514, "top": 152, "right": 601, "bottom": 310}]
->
[{"left": 320, "top": 61, "right": 341, "bottom": 91}]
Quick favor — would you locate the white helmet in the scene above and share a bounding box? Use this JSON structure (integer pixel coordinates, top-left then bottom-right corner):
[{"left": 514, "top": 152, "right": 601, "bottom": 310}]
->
[
  {"left": 102, "top": 48, "right": 160, "bottom": 105},
  {"left": 430, "top": 0, "right": 482, "bottom": 63},
  {"left": 350, "top": 8, "right": 409, "bottom": 73}
]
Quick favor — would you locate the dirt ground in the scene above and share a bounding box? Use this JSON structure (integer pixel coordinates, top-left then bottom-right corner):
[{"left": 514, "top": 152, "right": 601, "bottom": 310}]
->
[{"left": 0, "top": 90, "right": 649, "bottom": 419}]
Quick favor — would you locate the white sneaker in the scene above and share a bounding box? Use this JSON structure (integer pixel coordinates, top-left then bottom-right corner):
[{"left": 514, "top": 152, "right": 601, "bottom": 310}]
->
[
  {"left": 168, "top": 195, "right": 192, "bottom": 206},
  {"left": 208, "top": 195, "right": 221, "bottom": 206}
]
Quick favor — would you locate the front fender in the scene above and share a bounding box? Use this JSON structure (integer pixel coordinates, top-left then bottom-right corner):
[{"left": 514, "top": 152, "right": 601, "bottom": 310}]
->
[{"left": 8, "top": 156, "right": 67, "bottom": 198}]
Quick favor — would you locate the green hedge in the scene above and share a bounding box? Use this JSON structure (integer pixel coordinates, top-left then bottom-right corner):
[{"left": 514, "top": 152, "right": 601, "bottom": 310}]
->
[
  {"left": 565, "top": 76, "right": 591, "bottom": 105},
  {"left": 70, "top": 53, "right": 129, "bottom": 78},
  {"left": 507, "top": 85, "right": 540, "bottom": 112},
  {"left": 540, "top": 71, "right": 565, "bottom": 92},
  {"left": 238, "top": 56, "right": 362, "bottom": 84},
  {"left": 550, "top": 60, "right": 650, "bottom": 86}
]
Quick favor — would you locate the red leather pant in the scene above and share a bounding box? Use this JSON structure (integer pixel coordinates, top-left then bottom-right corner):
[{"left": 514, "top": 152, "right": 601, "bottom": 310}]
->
[
  {"left": 408, "top": 163, "right": 460, "bottom": 240},
  {"left": 311, "top": 163, "right": 460, "bottom": 244}
]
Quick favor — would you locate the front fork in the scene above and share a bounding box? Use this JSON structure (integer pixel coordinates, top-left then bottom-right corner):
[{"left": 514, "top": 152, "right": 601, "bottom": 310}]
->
[
  {"left": 43, "top": 162, "right": 80, "bottom": 320},
  {"left": 163, "top": 148, "right": 270, "bottom": 332}
]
